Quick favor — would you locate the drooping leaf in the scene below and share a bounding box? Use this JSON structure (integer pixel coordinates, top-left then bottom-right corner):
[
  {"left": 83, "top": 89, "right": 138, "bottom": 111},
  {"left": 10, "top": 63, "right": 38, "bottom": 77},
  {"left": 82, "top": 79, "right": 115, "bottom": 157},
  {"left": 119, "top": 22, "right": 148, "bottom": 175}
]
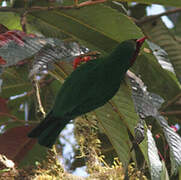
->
[
  {"left": 156, "top": 115, "right": 181, "bottom": 175},
  {"left": 147, "top": 129, "right": 162, "bottom": 180}
]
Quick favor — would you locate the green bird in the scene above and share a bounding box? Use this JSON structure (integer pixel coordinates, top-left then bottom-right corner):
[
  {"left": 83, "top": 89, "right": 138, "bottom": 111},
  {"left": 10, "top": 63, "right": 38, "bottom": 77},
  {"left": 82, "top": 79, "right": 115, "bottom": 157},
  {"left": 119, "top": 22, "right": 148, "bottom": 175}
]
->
[{"left": 28, "top": 37, "right": 146, "bottom": 148}]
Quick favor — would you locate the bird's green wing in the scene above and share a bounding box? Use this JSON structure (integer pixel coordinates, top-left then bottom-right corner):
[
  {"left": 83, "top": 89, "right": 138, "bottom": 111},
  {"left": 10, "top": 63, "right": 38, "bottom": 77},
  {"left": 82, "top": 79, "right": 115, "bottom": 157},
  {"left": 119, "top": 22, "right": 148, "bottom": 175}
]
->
[{"left": 52, "top": 58, "right": 105, "bottom": 118}]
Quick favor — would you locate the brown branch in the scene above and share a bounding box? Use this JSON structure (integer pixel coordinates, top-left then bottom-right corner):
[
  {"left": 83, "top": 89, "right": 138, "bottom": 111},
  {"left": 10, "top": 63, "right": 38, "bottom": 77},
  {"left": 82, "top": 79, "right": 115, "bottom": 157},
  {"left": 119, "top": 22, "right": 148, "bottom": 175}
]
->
[
  {"left": 78, "top": 0, "right": 106, "bottom": 7},
  {"left": 0, "top": 0, "right": 107, "bottom": 13},
  {"left": 137, "top": 8, "right": 181, "bottom": 25},
  {"left": 160, "top": 92, "right": 181, "bottom": 111},
  {"left": 1, "top": 2, "right": 180, "bottom": 26},
  {"left": 0, "top": 6, "right": 73, "bottom": 13},
  {"left": 160, "top": 110, "right": 181, "bottom": 116},
  {"left": 0, "top": 112, "right": 17, "bottom": 120}
]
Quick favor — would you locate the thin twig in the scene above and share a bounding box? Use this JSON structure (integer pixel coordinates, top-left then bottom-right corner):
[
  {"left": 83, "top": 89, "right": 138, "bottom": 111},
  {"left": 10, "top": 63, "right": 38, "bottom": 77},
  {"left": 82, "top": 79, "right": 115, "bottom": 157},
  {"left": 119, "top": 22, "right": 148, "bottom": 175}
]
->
[
  {"left": 159, "top": 92, "right": 181, "bottom": 111},
  {"left": 0, "top": 6, "right": 73, "bottom": 13},
  {"left": 0, "top": 112, "right": 39, "bottom": 124},
  {"left": 160, "top": 110, "right": 181, "bottom": 116},
  {"left": 137, "top": 8, "right": 181, "bottom": 25},
  {"left": 33, "top": 76, "right": 46, "bottom": 118},
  {"left": 27, "top": 77, "right": 54, "bottom": 97},
  {"left": 0, "top": 112, "right": 17, "bottom": 120},
  {"left": 79, "top": 51, "right": 101, "bottom": 58}
]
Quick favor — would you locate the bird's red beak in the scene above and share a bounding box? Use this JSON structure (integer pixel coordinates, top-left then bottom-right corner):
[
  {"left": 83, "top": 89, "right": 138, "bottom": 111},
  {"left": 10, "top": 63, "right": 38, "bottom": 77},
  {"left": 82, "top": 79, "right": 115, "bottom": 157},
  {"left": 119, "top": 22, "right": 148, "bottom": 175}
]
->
[
  {"left": 136, "top": 36, "right": 147, "bottom": 46},
  {"left": 129, "top": 36, "right": 147, "bottom": 66}
]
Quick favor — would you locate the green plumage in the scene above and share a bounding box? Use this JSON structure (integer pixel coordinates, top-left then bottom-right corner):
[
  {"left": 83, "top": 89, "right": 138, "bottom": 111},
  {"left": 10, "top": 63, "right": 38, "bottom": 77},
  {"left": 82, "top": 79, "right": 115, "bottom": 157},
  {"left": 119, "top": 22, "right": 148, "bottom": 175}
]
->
[{"left": 28, "top": 39, "right": 141, "bottom": 148}]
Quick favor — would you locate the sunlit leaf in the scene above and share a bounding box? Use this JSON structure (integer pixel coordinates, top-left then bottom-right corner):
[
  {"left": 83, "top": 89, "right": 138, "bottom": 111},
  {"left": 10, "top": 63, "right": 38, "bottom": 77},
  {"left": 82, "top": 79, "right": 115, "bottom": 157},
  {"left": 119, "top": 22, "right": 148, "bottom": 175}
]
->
[
  {"left": 147, "top": 41, "right": 175, "bottom": 73},
  {"left": 147, "top": 129, "right": 162, "bottom": 180},
  {"left": 156, "top": 115, "right": 181, "bottom": 175},
  {"left": 0, "top": 12, "right": 21, "bottom": 30}
]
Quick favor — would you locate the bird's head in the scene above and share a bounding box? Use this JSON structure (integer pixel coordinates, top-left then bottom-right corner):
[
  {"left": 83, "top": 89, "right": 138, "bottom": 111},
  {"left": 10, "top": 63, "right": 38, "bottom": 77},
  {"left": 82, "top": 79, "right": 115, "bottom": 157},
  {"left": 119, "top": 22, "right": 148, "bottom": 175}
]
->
[
  {"left": 110, "top": 37, "right": 147, "bottom": 68},
  {"left": 130, "top": 36, "right": 147, "bottom": 66}
]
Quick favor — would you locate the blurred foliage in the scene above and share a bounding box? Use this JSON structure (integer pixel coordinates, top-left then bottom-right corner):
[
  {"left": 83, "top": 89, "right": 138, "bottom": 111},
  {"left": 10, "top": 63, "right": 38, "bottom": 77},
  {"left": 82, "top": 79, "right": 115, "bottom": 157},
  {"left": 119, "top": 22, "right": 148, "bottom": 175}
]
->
[{"left": 0, "top": 0, "right": 181, "bottom": 179}]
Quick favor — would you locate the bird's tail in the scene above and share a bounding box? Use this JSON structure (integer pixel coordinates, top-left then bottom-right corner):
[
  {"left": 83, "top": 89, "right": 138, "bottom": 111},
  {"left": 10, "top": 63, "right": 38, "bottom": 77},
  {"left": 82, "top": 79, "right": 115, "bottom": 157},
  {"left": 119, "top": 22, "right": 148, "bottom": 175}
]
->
[{"left": 28, "top": 111, "right": 68, "bottom": 148}]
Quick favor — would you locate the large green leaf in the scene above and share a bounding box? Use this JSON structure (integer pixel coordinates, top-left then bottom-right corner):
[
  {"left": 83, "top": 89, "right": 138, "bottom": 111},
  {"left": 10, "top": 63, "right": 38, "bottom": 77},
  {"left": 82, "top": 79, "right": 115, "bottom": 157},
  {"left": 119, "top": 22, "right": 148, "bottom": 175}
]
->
[
  {"left": 93, "top": 82, "right": 148, "bottom": 167},
  {"left": 27, "top": 3, "right": 142, "bottom": 53},
  {"left": 133, "top": 52, "right": 181, "bottom": 100},
  {"left": 0, "top": 12, "right": 21, "bottom": 30},
  {"left": 140, "top": 18, "right": 181, "bottom": 83}
]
